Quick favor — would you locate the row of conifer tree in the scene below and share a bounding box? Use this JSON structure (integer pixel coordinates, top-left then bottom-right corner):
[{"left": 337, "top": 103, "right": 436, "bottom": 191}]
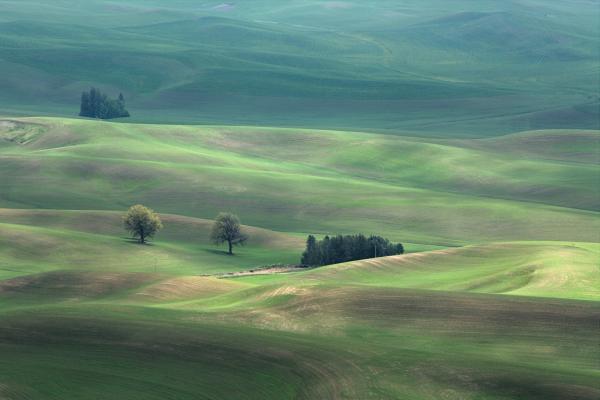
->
[
  {"left": 301, "top": 234, "right": 404, "bottom": 266},
  {"left": 79, "top": 87, "right": 130, "bottom": 119}
]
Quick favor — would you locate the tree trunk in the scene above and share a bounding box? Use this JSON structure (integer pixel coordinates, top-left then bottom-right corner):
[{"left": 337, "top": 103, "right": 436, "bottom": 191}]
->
[
  {"left": 228, "top": 240, "right": 233, "bottom": 255},
  {"left": 140, "top": 228, "right": 145, "bottom": 244}
]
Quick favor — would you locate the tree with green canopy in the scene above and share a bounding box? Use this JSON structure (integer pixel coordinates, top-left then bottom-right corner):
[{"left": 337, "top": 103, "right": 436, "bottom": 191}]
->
[
  {"left": 211, "top": 212, "right": 248, "bottom": 255},
  {"left": 123, "top": 205, "right": 163, "bottom": 244}
]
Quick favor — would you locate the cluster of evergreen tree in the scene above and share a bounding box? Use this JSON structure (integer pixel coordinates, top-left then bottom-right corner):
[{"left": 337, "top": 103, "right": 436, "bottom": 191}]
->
[
  {"left": 79, "top": 87, "right": 130, "bottom": 119},
  {"left": 301, "top": 234, "right": 404, "bottom": 266}
]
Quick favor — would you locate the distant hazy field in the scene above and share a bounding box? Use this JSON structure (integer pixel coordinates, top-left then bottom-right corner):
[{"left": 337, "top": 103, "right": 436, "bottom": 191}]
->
[{"left": 0, "top": 1, "right": 598, "bottom": 134}]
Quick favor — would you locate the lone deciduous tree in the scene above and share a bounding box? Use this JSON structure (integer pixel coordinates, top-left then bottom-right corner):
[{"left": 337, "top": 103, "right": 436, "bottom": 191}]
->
[
  {"left": 123, "top": 205, "right": 163, "bottom": 244},
  {"left": 210, "top": 212, "right": 248, "bottom": 255}
]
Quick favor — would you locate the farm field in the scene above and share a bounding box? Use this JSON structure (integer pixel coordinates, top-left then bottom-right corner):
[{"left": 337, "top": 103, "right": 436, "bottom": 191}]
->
[
  {"left": 0, "top": 1, "right": 598, "bottom": 135},
  {"left": 0, "top": 117, "right": 598, "bottom": 399},
  {"left": 1, "top": 0, "right": 599, "bottom": 398}
]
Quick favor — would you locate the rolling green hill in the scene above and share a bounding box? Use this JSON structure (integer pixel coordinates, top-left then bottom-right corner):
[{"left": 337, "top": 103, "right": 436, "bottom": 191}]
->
[
  {"left": 1, "top": 118, "right": 598, "bottom": 246},
  {"left": 0, "top": 117, "right": 598, "bottom": 398},
  {"left": 1, "top": 239, "right": 599, "bottom": 399},
  {"left": 0, "top": 208, "right": 303, "bottom": 281},
  {"left": 0, "top": 1, "right": 598, "bottom": 134},
  {"left": 240, "top": 242, "right": 600, "bottom": 301},
  {"left": 0, "top": 1, "right": 599, "bottom": 397}
]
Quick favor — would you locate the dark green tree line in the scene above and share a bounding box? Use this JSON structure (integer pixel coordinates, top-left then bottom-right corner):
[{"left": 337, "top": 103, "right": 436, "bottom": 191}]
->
[
  {"left": 301, "top": 234, "right": 404, "bottom": 266},
  {"left": 80, "top": 87, "right": 130, "bottom": 119}
]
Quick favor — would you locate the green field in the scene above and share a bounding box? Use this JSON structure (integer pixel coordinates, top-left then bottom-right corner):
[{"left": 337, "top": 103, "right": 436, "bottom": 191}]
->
[
  {"left": 1, "top": 0, "right": 599, "bottom": 398},
  {"left": 0, "top": 117, "right": 598, "bottom": 399},
  {"left": 0, "top": 1, "right": 598, "bottom": 134}
]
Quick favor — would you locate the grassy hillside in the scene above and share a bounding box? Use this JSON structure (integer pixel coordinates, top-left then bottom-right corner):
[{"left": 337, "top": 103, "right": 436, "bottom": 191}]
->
[
  {"left": 240, "top": 242, "right": 600, "bottom": 301},
  {"left": 3, "top": 298, "right": 596, "bottom": 400},
  {"left": 0, "top": 1, "right": 598, "bottom": 134},
  {"left": 1, "top": 251, "right": 598, "bottom": 399},
  {"left": 0, "top": 117, "right": 598, "bottom": 398},
  {"left": 1, "top": 0, "right": 598, "bottom": 397},
  {"left": 0, "top": 208, "right": 303, "bottom": 281},
  {"left": 0, "top": 214, "right": 598, "bottom": 398},
  {"left": 1, "top": 118, "right": 598, "bottom": 247}
]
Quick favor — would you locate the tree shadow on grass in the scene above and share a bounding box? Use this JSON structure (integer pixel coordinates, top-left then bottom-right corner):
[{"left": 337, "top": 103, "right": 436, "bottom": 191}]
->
[
  {"left": 204, "top": 249, "right": 235, "bottom": 256},
  {"left": 122, "top": 237, "right": 156, "bottom": 246}
]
